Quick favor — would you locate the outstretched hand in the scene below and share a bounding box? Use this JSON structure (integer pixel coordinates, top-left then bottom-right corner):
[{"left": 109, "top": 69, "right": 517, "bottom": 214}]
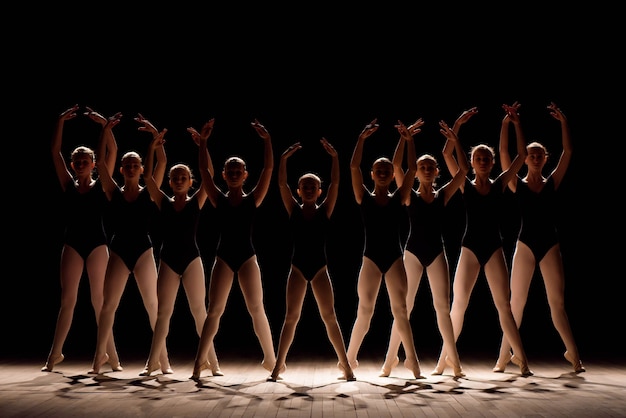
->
[
  {"left": 60, "top": 104, "right": 80, "bottom": 122},
  {"left": 282, "top": 142, "right": 302, "bottom": 159},
  {"left": 151, "top": 128, "right": 167, "bottom": 147},
  {"left": 502, "top": 102, "right": 521, "bottom": 124},
  {"left": 188, "top": 118, "right": 215, "bottom": 145},
  {"left": 135, "top": 113, "right": 159, "bottom": 136},
  {"left": 320, "top": 137, "right": 337, "bottom": 157},
  {"left": 407, "top": 118, "right": 424, "bottom": 136},
  {"left": 394, "top": 120, "right": 414, "bottom": 140},
  {"left": 251, "top": 119, "right": 271, "bottom": 140},
  {"left": 439, "top": 120, "right": 458, "bottom": 142},
  {"left": 455, "top": 107, "right": 478, "bottom": 126},
  {"left": 359, "top": 118, "right": 379, "bottom": 140},
  {"left": 547, "top": 102, "right": 566, "bottom": 122},
  {"left": 84, "top": 107, "right": 120, "bottom": 127}
]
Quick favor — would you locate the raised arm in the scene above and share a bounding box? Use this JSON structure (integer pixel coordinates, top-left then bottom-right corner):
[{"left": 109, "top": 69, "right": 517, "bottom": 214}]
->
[
  {"left": 395, "top": 120, "right": 417, "bottom": 205},
  {"left": 51, "top": 105, "right": 80, "bottom": 190},
  {"left": 191, "top": 119, "right": 219, "bottom": 207},
  {"left": 547, "top": 102, "right": 572, "bottom": 190},
  {"left": 135, "top": 114, "right": 167, "bottom": 189},
  {"left": 444, "top": 107, "right": 478, "bottom": 179},
  {"left": 143, "top": 129, "right": 168, "bottom": 209},
  {"left": 320, "top": 137, "right": 339, "bottom": 218},
  {"left": 351, "top": 118, "right": 378, "bottom": 204},
  {"left": 440, "top": 120, "right": 469, "bottom": 205},
  {"left": 499, "top": 102, "right": 523, "bottom": 191},
  {"left": 392, "top": 118, "right": 424, "bottom": 188},
  {"left": 278, "top": 142, "right": 302, "bottom": 216},
  {"left": 85, "top": 106, "right": 117, "bottom": 177},
  {"left": 95, "top": 113, "right": 122, "bottom": 199},
  {"left": 250, "top": 119, "right": 274, "bottom": 207},
  {"left": 496, "top": 104, "right": 527, "bottom": 189}
]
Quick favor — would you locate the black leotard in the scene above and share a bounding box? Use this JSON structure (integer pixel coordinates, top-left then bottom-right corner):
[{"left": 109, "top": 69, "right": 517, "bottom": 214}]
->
[
  {"left": 461, "top": 177, "right": 505, "bottom": 266},
  {"left": 108, "top": 187, "right": 156, "bottom": 271},
  {"left": 159, "top": 193, "right": 202, "bottom": 275},
  {"left": 405, "top": 189, "right": 445, "bottom": 267},
  {"left": 62, "top": 179, "right": 109, "bottom": 260},
  {"left": 516, "top": 176, "right": 559, "bottom": 262},
  {"left": 289, "top": 205, "right": 329, "bottom": 281},
  {"left": 215, "top": 193, "right": 256, "bottom": 272},
  {"left": 360, "top": 191, "right": 407, "bottom": 274}
]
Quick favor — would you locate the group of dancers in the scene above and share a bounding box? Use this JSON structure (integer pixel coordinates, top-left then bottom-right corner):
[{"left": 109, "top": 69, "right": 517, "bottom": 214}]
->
[{"left": 42, "top": 101, "right": 585, "bottom": 382}]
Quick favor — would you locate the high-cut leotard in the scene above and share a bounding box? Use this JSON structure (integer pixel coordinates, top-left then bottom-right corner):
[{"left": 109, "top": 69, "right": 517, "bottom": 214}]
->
[
  {"left": 360, "top": 191, "right": 407, "bottom": 274},
  {"left": 62, "top": 179, "right": 109, "bottom": 260},
  {"left": 108, "top": 187, "right": 156, "bottom": 271},
  {"left": 289, "top": 205, "right": 329, "bottom": 281},
  {"left": 159, "top": 193, "right": 202, "bottom": 275},
  {"left": 515, "top": 176, "right": 559, "bottom": 262},
  {"left": 405, "top": 189, "right": 445, "bottom": 267},
  {"left": 461, "top": 177, "right": 505, "bottom": 266},
  {"left": 214, "top": 193, "right": 256, "bottom": 272}
]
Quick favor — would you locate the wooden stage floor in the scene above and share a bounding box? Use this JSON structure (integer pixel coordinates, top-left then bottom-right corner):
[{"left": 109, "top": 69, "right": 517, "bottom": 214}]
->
[{"left": 1, "top": 354, "right": 625, "bottom": 417}]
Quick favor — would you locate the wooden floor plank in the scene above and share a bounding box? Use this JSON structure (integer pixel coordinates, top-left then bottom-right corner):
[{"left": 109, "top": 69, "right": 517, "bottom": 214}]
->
[{"left": 1, "top": 355, "right": 624, "bottom": 418}]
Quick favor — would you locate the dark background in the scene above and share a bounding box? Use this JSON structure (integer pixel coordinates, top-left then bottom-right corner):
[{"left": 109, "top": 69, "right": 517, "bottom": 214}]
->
[{"left": 5, "top": 5, "right": 623, "bottom": 366}]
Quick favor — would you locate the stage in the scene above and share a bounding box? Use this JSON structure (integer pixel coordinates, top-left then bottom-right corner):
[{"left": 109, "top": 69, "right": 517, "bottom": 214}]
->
[{"left": 2, "top": 354, "right": 624, "bottom": 417}]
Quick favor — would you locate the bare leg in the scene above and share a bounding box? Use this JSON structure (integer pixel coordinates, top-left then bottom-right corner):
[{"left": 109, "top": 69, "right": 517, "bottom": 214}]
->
[
  {"left": 310, "top": 269, "right": 355, "bottom": 381},
  {"left": 385, "top": 258, "right": 423, "bottom": 378},
  {"left": 84, "top": 246, "right": 121, "bottom": 370},
  {"left": 426, "top": 253, "right": 464, "bottom": 377},
  {"left": 90, "top": 252, "right": 130, "bottom": 374},
  {"left": 181, "top": 259, "right": 221, "bottom": 375},
  {"left": 380, "top": 251, "right": 422, "bottom": 377},
  {"left": 495, "top": 241, "right": 533, "bottom": 372},
  {"left": 346, "top": 258, "right": 382, "bottom": 369},
  {"left": 269, "top": 268, "right": 307, "bottom": 381},
  {"left": 237, "top": 256, "right": 276, "bottom": 372},
  {"left": 484, "top": 250, "right": 532, "bottom": 376},
  {"left": 140, "top": 262, "right": 180, "bottom": 376},
  {"left": 434, "top": 248, "right": 480, "bottom": 374},
  {"left": 43, "top": 246, "right": 85, "bottom": 372},
  {"left": 192, "top": 258, "right": 234, "bottom": 379},
  {"left": 540, "top": 246, "right": 585, "bottom": 372},
  {"left": 134, "top": 249, "right": 171, "bottom": 372}
]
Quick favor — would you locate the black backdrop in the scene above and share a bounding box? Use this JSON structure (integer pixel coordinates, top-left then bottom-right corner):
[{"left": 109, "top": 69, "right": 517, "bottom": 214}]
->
[{"left": 5, "top": 5, "right": 623, "bottom": 366}]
